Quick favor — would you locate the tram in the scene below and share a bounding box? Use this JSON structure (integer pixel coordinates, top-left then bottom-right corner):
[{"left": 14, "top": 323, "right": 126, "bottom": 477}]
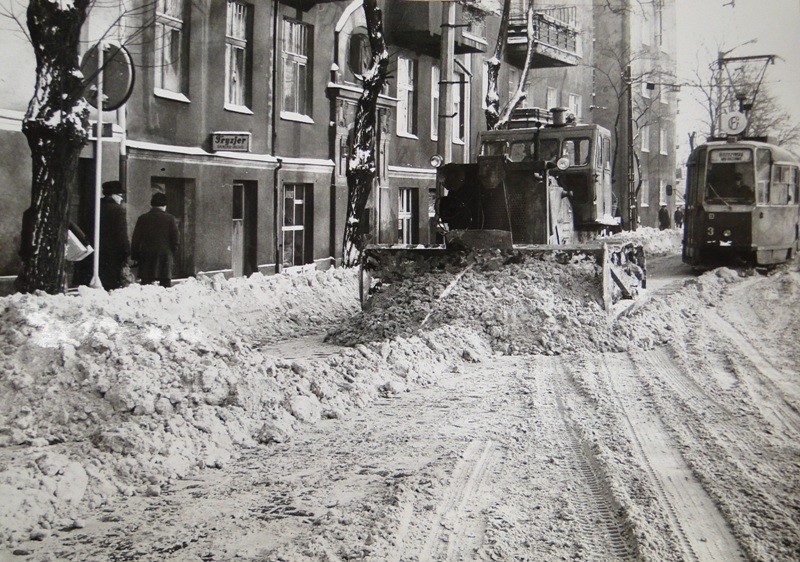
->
[{"left": 682, "top": 136, "right": 800, "bottom": 267}]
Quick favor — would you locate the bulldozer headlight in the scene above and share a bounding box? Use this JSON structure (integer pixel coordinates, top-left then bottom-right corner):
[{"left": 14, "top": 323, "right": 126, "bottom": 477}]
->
[
  {"left": 723, "top": 229, "right": 731, "bottom": 237},
  {"left": 430, "top": 154, "right": 444, "bottom": 168},
  {"left": 556, "top": 156, "right": 570, "bottom": 170}
]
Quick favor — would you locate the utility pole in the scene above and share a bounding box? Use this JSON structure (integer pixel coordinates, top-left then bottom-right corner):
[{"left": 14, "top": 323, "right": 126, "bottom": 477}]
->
[
  {"left": 625, "top": 64, "right": 636, "bottom": 231},
  {"left": 437, "top": 1, "right": 456, "bottom": 166}
]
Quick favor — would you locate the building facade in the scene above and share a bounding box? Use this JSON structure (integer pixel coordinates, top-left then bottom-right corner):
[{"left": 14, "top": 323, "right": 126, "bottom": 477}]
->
[{"left": 0, "top": 0, "right": 676, "bottom": 293}]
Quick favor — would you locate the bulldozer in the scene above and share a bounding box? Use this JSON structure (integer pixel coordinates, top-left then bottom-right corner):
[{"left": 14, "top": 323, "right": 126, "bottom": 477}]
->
[{"left": 359, "top": 109, "right": 646, "bottom": 312}]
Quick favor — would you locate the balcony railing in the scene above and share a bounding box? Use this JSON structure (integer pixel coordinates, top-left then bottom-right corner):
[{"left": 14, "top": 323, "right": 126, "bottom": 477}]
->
[
  {"left": 384, "top": 2, "right": 489, "bottom": 58},
  {"left": 507, "top": 7, "right": 580, "bottom": 69}
]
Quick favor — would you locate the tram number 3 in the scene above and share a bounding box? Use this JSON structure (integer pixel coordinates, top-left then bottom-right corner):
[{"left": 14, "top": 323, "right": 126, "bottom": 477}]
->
[{"left": 707, "top": 227, "right": 714, "bottom": 236}]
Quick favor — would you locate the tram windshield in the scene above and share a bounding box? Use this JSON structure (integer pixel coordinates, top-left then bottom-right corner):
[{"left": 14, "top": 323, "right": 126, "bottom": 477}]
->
[{"left": 705, "top": 148, "right": 755, "bottom": 204}]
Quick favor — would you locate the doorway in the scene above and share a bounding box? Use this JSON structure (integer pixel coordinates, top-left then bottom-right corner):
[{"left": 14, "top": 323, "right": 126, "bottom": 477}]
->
[
  {"left": 232, "top": 181, "right": 257, "bottom": 277},
  {"left": 151, "top": 177, "right": 194, "bottom": 278}
]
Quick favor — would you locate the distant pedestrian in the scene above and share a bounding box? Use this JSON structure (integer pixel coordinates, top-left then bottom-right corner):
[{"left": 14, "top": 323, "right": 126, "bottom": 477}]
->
[
  {"left": 674, "top": 206, "right": 684, "bottom": 229},
  {"left": 99, "top": 180, "right": 131, "bottom": 290},
  {"left": 658, "top": 205, "right": 670, "bottom": 230},
  {"left": 131, "top": 192, "right": 179, "bottom": 288}
]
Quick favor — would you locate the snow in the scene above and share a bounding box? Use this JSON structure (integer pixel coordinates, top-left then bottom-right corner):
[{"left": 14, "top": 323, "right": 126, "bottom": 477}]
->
[{"left": 1, "top": 230, "right": 798, "bottom": 560}]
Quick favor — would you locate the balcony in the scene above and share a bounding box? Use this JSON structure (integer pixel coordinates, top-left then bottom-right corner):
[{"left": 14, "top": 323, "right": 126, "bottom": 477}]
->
[
  {"left": 384, "top": 1, "right": 489, "bottom": 58},
  {"left": 279, "top": 0, "right": 338, "bottom": 10},
  {"left": 507, "top": 6, "right": 580, "bottom": 69}
]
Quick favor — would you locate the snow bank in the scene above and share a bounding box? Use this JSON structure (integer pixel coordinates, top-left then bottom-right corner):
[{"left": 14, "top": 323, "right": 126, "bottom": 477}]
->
[
  {"left": 0, "top": 269, "right": 491, "bottom": 544},
  {"left": 607, "top": 226, "right": 683, "bottom": 256}
]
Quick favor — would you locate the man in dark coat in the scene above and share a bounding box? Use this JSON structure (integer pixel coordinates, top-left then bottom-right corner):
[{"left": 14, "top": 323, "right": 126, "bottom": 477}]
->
[
  {"left": 131, "top": 192, "right": 179, "bottom": 288},
  {"left": 658, "top": 205, "right": 670, "bottom": 230},
  {"left": 99, "top": 180, "right": 130, "bottom": 290}
]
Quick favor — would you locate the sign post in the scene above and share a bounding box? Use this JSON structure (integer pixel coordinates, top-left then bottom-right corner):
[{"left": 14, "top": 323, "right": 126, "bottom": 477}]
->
[
  {"left": 80, "top": 42, "right": 135, "bottom": 289},
  {"left": 89, "top": 43, "right": 105, "bottom": 289}
]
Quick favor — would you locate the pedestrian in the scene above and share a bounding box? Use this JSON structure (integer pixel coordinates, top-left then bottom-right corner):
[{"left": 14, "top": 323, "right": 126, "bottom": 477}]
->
[
  {"left": 99, "top": 180, "right": 131, "bottom": 290},
  {"left": 131, "top": 192, "right": 179, "bottom": 288},
  {"left": 673, "top": 206, "right": 684, "bottom": 229},
  {"left": 658, "top": 205, "right": 670, "bottom": 230}
]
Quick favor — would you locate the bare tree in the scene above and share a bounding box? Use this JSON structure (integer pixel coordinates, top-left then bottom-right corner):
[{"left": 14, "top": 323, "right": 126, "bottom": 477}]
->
[
  {"left": 342, "top": 0, "right": 389, "bottom": 268},
  {"left": 687, "top": 55, "right": 800, "bottom": 152},
  {"left": 483, "top": 0, "right": 537, "bottom": 131},
  {"left": 6, "top": 0, "right": 192, "bottom": 294},
  {"left": 14, "top": 0, "right": 93, "bottom": 294}
]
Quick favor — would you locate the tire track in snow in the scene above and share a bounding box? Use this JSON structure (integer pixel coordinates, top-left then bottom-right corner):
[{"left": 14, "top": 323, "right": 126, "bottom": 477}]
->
[
  {"left": 549, "top": 357, "right": 640, "bottom": 561},
  {"left": 601, "top": 352, "right": 745, "bottom": 562},
  {"left": 414, "top": 439, "right": 499, "bottom": 562},
  {"left": 702, "top": 308, "right": 800, "bottom": 437}
]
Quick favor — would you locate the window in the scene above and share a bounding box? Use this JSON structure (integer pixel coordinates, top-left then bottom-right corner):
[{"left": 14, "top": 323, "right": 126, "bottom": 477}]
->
[
  {"left": 546, "top": 87, "right": 558, "bottom": 110},
  {"left": 659, "top": 127, "right": 669, "bottom": 155},
  {"left": 771, "top": 165, "right": 799, "bottom": 205},
  {"left": 568, "top": 93, "right": 582, "bottom": 119},
  {"left": 155, "top": 0, "right": 187, "bottom": 95},
  {"left": 225, "top": 1, "right": 251, "bottom": 109},
  {"left": 396, "top": 57, "right": 417, "bottom": 136},
  {"left": 562, "top": 138, "right": 591, "bottom": 167},
  {"left": 431, "top": 65, "right": 440, "bottom": 140},
  {"left": 283, "top": 18, "right": 312, "bottom": 117},
  {"left": 282, "top": 184, "right": 313, "bottom": 268},
  {"left": 641, "top": 81, "right": 651, "bottom": 99},
  {"left": 640, "top": 177, "right": 650, "bottom": 207},
  {"left": 347, "top": 27, "right": 370, "bottom": 81},
  {"left": 640, "top": 124, "right": 650, "bottom": 152},
  {"left": 659, "top": 179, "right": 667, "bottom": 206},
  {"left": 453, "top": 71, "right": 467, "bottom": 143},
  {"left": 398, "top": 188, "right": 418, "bottom": 244}
]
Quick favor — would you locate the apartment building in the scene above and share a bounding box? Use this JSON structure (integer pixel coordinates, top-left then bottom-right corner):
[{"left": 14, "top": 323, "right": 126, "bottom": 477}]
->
[
  {"left": 0, "top": 0, "right": 674, "bottom": 292},
  {"left": 593, "top": 0, "right": 678, "bottom": 228}
]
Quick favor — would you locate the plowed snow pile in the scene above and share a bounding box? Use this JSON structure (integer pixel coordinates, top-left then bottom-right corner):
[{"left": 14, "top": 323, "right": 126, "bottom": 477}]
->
[{"left": 0, "top": 225, "right": 699, "bottom": 548}]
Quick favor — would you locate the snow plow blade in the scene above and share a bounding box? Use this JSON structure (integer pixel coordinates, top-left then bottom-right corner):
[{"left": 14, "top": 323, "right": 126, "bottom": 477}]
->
[{"left": 359, "top": 242, "right": 646, "bottom": 312}]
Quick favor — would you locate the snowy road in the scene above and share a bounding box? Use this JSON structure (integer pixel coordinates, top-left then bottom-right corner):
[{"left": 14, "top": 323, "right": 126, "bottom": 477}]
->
[{"left": 2, "top": 235, "right": 799, "bottom": 561}]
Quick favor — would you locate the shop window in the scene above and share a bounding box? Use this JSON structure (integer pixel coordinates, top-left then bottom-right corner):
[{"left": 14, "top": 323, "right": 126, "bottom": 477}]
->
[
  {"left": 282, "top": 184, "right": 313, "bottom": 268},
  {"left": 398, "top": 188, "right": 419, "bottom": 244}
]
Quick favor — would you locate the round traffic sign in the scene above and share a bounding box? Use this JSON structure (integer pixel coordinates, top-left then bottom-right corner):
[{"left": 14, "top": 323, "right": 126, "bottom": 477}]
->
[
  {"left": 719, "top": 111, "right": 748, "bottom": 136},
  {"left": 81, "top": 43, "right": 135, "bottom": 111}
]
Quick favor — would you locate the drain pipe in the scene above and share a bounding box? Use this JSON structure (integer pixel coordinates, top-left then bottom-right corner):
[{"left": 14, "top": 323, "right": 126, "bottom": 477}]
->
[{"left": 272, "top": 0, "right": 281, "bottom": 273}]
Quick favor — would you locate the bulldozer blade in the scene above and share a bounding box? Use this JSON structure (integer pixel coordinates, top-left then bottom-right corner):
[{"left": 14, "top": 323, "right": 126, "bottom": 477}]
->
[{"left": 359, "top": 242, "right": 646, "bottom": 312}]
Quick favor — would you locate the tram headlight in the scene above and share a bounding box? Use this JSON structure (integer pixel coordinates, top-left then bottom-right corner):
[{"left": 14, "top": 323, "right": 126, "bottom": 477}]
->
[
  {"left": 723, "top": 229, "right": 731, "bottom": 237},
  {"left": 430, "top": 154, "right": 444, "bottom": 168}
]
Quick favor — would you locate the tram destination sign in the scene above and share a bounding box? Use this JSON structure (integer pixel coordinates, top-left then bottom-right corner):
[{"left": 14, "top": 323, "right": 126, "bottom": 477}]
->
[
  {"left": 710, "top": 149, "right": 752, "bottom": 163},
  {"left": 211, "top": 132, "right": 251, "bottom": 152}
]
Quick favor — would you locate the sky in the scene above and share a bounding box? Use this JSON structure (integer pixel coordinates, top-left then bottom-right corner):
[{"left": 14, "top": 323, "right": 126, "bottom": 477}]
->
[{"left": 675, "top": 0, "right": 800, "bottom": 161}]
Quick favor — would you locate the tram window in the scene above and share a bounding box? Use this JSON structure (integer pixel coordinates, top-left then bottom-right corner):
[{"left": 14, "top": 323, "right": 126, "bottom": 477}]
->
[
  {"left": 771, "top": 165, "right": 794, "bottom": 205},
  {"left": 757, "top": 149, "right": 771, "bottom": 204},
  {"left": 706, "top": 148, "right": 755, "bottom": 203},
  {"left": 562, "top": 138, "right": 590, "bottom": 166}
]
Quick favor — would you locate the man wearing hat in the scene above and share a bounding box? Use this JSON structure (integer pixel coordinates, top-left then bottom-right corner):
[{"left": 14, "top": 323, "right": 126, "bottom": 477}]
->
[
  {"left": 131, "top": 192, "right": 180, "bottom": 288},
  {"left": 99, "top": 180, "right": 131, "bottom": 290}
]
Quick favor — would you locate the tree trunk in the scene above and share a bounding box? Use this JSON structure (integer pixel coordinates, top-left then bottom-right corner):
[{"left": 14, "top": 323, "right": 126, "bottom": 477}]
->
[
  {"left": 16, "top": 0, "right": 90, "bottom": 294},
  {"left": 485, "top": 0, "right": 512, "bottom": 130},
  {"left": 342, "top": 0, "right": 388, "bottom": 268},
  {"left": 495, "top": 1, "right": 535, "bottom": 129}
]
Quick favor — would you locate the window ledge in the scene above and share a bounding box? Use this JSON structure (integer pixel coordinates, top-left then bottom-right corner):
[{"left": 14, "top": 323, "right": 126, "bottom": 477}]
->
[
  {"left": 281, "top": 111, "right": 314, "bottom": 124},
  {"left": 154, "top": 88, "right": 190, "bottom": 103},
  {"left": 225, "top": 103, "right": 254, "bottom": 115},
  {"left": 431, "top": 134, "right": 438, "bottom": 142},
  {"left": 396, "top": 131, "right": 418, "bottom": 140},
  {"left": 452, "top": 139, "right": 466, "bottom": 146}
]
